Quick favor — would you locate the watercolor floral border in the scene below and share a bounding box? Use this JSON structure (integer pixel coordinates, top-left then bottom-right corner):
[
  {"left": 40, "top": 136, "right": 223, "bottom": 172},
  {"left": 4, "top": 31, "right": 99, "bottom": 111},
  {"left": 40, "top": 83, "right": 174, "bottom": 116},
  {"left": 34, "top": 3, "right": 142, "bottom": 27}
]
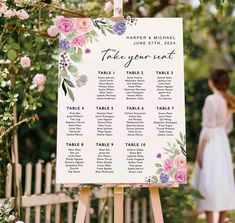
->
[
  {"left": 145, "top": 132, "right": 187, "bottom": 185},
  {"left": 55, "top": 16, "right": 137, "bottom": 101}
]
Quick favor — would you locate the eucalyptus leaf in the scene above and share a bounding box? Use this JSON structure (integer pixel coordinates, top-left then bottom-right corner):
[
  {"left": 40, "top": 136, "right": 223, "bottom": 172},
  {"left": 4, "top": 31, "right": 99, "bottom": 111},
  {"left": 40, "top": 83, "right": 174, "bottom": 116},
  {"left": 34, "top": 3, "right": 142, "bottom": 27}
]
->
[
  {"left": 68, "top": 65, "right": 78, "bottom": 74},
  {"left": 64, "top": 79, "right": 75, "bottom": 88},
  {"left": 155, "top": 163, "right": 162, "bottom": 167},
  {"left": 62, "top": 80, "right": 67, "bottom": 96},
  {"left": 157, "top": 168, "right": 162, "bottom": 174},
  {"left": 67, "top": 88, "right": 75, "bottom": 101},
  {"left": 68, "top": 47, "right": 76, "bottom": 54},
  {"left": 70, "top": 53, "right": 82, "bottom": 62}
]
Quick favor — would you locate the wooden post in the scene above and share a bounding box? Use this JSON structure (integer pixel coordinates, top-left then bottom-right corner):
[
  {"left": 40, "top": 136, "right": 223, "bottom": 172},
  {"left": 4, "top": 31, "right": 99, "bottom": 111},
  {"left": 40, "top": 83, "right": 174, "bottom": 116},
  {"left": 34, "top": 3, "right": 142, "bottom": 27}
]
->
[
  {"left": 75, "top": 187, "right": 91, "bottom": 223},
  {"left": 114, "top": 187, "right": 124, "bottom": 223},
  {"left": 112, "top": 0, "right": 124, "bottom": 21},
  {"left": 125, "top": 194, "right": 131, "bottom": 223},
  {"left": 24, "top": 163, "right": 32, "bottom": 223},
  {"left": 34, "top": 162, "right": 42, "bottom": 223},
  {"left": 149, "top": 187, "right": 164, "bottom": 223},
  {"left": 10, "top": 70, "right": 21, "bottom": 218},
  {"left": 45, "top": 163, "right": 52, "bottom": 223}
]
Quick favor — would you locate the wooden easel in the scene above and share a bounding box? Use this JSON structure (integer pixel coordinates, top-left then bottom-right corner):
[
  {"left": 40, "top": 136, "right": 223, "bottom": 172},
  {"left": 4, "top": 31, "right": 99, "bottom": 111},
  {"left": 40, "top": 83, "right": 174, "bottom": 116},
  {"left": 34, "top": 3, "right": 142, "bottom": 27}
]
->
[
  {"left": 74, "top": 1, "right": 164, "bottom": 222},
  {"left": 75, "top": 185, "right": 164, "bottom": 223}
]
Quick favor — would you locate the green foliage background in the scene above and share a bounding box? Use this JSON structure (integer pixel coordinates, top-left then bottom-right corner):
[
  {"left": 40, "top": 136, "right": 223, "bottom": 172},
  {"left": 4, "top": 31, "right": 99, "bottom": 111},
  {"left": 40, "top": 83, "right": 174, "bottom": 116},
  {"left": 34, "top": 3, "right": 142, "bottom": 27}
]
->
[{"left": 13, "top": 0, "right": 235, "bottom": 164}]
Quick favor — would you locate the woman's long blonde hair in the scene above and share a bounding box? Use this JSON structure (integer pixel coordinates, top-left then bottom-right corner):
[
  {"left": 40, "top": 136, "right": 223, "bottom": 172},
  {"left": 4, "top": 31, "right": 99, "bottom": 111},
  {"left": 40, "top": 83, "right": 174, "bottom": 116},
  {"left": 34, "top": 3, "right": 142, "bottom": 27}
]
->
[{"left": 210, "top": 69, "right": 235, "bottom": 113}]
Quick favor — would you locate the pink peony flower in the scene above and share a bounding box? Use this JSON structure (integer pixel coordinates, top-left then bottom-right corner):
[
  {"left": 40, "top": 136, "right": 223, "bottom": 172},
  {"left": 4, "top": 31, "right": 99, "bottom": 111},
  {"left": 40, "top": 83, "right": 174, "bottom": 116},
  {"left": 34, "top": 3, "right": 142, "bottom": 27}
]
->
[
  {"left": 163, "top": 159, "right": 173, "bottom": 172},
  {"left": 71, "top": 35, "right": 86, "bottom": 47},
  {"left": 47, "top": 25, "right": 59, "bottom": 37},
  {"left": 4, "top": 9, "right": 15, "bottom": 18},
  {"left": 57, "top": 18, "right": 74, "bottom": 34},
  {"left": 16, "top": 9, "right": 29, "bottom": 20},
  {"left": 174, "top": 170, "right": 187, "bottom": 184},
  {"left": 104, "top": 1, "right": 113, "bottom": 12},
  {"left": 20, "top": 56, "right": 31, "bottom": 68},
  {"left": 74, "top": 18, "right": 93, "bottom": 33},
  {"left": 174, "top": 155, "right": 187, "bottom": 170}
]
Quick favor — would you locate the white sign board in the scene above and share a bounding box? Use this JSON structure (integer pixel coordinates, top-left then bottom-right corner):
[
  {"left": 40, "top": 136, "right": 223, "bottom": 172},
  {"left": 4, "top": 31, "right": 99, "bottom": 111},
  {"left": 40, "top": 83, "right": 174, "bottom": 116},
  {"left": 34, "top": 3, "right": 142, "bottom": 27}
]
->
[{"left": 56, "top": 18, "right": 186, "bottom": 185}]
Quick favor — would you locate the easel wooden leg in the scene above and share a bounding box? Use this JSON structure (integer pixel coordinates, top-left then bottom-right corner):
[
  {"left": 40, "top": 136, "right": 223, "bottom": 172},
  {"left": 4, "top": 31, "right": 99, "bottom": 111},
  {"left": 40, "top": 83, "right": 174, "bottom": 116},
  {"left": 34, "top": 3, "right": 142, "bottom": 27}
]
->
[
  {"left": 149, "top": 187, "right": 164, "bottom": 223},
  {"left": 114, "top": 187, "right": 124, "bottom": 223},
  {"left": 75, "top": 187, "right": 91, "bottom": 223}
]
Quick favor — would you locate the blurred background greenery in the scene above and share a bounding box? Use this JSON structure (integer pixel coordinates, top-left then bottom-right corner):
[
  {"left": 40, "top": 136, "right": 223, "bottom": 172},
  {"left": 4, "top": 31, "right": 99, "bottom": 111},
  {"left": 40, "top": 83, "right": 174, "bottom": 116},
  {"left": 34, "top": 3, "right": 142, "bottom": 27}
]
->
[{"left": 15, "top": 0, "right": 235, "bottom": 165}]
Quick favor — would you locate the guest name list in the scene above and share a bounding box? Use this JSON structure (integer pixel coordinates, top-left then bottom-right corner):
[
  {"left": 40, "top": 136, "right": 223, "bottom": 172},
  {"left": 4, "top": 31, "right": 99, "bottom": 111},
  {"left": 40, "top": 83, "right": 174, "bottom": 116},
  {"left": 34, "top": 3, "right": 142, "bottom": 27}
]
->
[{"left": 56, "top": 18, "right": 185, "bottom": 184}]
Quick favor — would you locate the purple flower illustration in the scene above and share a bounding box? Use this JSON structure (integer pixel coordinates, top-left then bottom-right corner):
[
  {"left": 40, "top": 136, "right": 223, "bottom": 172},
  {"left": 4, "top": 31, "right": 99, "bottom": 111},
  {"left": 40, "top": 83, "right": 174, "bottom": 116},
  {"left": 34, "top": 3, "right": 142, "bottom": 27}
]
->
[
  {"left": 160, "top": 173, "right": 169, "bottom": 184},
  {"left": 59, "top": 39, "right": 70, "bottom": 51},
  {"left": 156, "top": 153, "right": 162, "bottom": 158},
  {"left": 112, "top": 22, "right": 126, "bottom": 35},
  {"left": 85, "top": 48, "right": 91, "bottom": 54}
]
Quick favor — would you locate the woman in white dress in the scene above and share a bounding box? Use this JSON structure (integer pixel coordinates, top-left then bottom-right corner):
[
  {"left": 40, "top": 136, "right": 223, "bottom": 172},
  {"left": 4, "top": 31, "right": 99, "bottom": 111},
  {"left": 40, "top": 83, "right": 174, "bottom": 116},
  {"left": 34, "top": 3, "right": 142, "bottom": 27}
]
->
[{"left": 192, "top": 69, "right": 235, "bottom": 223}]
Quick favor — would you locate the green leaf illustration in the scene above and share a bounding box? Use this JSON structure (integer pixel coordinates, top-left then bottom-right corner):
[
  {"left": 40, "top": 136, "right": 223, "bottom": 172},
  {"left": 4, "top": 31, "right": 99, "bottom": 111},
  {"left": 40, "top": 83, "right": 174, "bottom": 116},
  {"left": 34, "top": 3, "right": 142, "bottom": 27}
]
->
[
  {"left": 64, "top": 79, "right": 75, "bottom": 88},
  {"left": 180, "top": 132, "right": 183, "bottom": 141},
  {"left": 180, "top": 145, "right": 187, "bottom": 156},
  {"left": 155, "top": 163, "right": 162, "bottom": 167},
  {"left": 62, "top": 80, "right": 67, "bottom": 96},
  {"left": 70, "top": 53, "right": 82, "bottom": 62},
  {"left": 68, "top": 47, "right": 76, "bottom": 54},
  {"left": 68, "top": 65, "right": 78, "bottom": 74},
  {"left": 67, "top": 88, "right": 75, "bottom": 101}
]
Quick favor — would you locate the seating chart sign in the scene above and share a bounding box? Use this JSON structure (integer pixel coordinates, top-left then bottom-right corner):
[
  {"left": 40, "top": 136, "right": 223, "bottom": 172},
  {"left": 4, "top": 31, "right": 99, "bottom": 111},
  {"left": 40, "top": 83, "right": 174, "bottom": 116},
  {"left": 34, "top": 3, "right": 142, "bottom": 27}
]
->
[{"left": 56, "top": 18, "right": 186, "bottom": 185}]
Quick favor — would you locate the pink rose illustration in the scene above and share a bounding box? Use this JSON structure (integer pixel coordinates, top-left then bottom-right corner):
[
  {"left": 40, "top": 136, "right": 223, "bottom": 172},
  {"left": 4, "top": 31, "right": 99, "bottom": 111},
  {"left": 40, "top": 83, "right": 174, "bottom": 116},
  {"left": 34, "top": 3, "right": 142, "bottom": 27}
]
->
[
  {"left": 174, "top": 154, "right": 187, "bottom": 170},
  {"left": 71, "top": 35, "right": 86, "bottom": 47},
  {"left": 20, "top": 56, "right": 31, "bottom": 68},
  {"left": 52, "top": 16, "right": 64, "bottom": 26},
  {"left": 74, "top": 18, "right": 93, "bottom": 33},
  {"left": 163, "top": 159, "right": 173, "bottom": 172},
  {"left": 58, "top": 18, "right": 74, "bottom": 34},
  {"left": 174, "top": 170, "right": 187, "bottom": 184}
]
